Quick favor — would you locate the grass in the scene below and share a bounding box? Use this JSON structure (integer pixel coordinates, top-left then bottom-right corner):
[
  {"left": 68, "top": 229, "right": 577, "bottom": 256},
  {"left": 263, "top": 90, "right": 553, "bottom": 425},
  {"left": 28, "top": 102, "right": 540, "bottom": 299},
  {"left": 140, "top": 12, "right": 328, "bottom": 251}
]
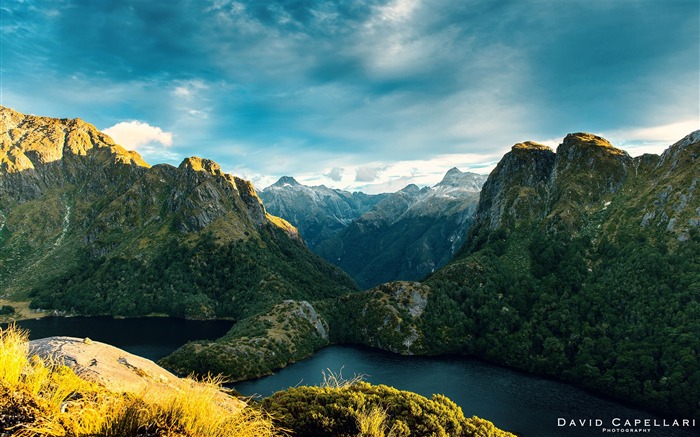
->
[
  {"left": 320, "top": 367, "right": 366, "bottom": 389},
  {"left": 0, "top": 324, "right": 280, "bottom": 437},
  {"left": 355, "top": 405, "right": 399, "bottom": 437}
]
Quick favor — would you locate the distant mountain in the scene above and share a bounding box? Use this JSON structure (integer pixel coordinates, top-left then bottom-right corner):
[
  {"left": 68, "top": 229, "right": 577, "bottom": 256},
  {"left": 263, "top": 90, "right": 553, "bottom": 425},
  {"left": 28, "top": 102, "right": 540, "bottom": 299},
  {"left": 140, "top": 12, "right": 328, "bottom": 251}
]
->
[
  {"left": 0, "top": 104, "right": 357, "bottom": 342},
  {"left": 332, "top": 132, "right": 700, "bottom": 420},
  {"left": 315, "top": 168, "right": 487, "bottom": 288},
  {"left": 259, "top": 177, "right": 387, "bottom": 249}
]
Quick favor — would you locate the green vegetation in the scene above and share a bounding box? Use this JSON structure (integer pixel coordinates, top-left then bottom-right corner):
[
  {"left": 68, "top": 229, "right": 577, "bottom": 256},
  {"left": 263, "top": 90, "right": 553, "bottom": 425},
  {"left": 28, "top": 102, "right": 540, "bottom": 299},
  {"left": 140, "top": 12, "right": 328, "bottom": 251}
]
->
[
  {"left": 160, "top": 300, "right": 330, "bottom": 381},
  {"left": 323, "top": 282, "right": 429, "bottom": 355},
  {"left": 418, "top": 227, "right": 700, "bottom": 418},
  {"left": 262, "top": 378, "right": 516, "bottom": 437},
  {"left": 322, "top": 133, "right": 700, "bottom": 420},
  {"left": 28, "top": 229, "right": 355, "bottom": 320},
  {"left": 412, "top": 134, "right": 700, "bottom": 419},
  {"left": 0, "top": 305, "right": 15, "bottom": 315}
]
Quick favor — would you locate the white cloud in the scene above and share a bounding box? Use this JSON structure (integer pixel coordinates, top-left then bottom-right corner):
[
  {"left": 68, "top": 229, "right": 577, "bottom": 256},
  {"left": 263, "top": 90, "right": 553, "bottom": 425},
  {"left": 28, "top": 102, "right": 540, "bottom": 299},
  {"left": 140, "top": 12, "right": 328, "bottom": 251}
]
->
[
  {"left": 325, "top": 167, "right": 344, "bottom": 181},
  {"left": 377, "top": 0, "right": 420, "bottom": 22},
  {"left": 355, "top": 165, "right": 386, "bottom": 182},
  {"left": 602, "top": 119, "right": 699, "bottom": 156},
  {"left": 104, "top": 121, "right": 173, "bottom": 149},
  {"left": 103, "top": 121, "right": 178, "bottom": 164},
  {"left": 172, "top": 80, "right": 209, "bottom": 100}
]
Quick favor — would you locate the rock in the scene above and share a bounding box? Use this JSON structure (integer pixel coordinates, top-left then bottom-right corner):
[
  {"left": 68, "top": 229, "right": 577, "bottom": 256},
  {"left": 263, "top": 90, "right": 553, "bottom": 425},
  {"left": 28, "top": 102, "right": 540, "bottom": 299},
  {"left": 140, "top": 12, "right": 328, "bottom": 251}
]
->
[{"left": 28, "top": 336, "right": 244, "bottom": 412}]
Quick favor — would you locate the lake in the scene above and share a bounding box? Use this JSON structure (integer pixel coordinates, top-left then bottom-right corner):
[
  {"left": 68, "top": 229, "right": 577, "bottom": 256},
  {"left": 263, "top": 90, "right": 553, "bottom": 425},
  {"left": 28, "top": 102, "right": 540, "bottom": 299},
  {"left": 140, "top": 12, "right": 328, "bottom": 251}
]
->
[
  {"left": 5, "top": 317, "right": 698, "bottom": 437},
  {"left": 236, "top": 345, "right": 699, "bottom": 437}
]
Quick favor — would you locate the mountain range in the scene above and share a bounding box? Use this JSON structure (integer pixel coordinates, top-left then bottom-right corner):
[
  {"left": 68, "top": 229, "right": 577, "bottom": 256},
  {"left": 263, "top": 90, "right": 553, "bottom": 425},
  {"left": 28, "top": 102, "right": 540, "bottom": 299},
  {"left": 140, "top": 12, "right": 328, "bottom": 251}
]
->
[
  {"left": 1, "top": 105, "right": 698, "bottom": 422},
  {"left": 258, "top": 176, "right": 388, "bottom": 250},
  {"left": 0, "top": 106, "right": 356, "bottom": 321},
  {"left": 262, "top": 169, "right": 487, "bottom": 288}
]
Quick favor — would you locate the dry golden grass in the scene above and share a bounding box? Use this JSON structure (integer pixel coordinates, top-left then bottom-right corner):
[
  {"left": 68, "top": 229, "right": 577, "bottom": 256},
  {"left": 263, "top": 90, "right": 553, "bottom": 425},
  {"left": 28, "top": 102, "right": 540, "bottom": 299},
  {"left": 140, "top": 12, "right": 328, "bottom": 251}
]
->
[
  {"left": 0, "top": 324, "right": 280, "bottom": 437},
  {"left": 355, "top": 404, "right": 400, "bottom": 437},
  {"left": 320, "top": 367, "right": 366, "bottom": 389}
]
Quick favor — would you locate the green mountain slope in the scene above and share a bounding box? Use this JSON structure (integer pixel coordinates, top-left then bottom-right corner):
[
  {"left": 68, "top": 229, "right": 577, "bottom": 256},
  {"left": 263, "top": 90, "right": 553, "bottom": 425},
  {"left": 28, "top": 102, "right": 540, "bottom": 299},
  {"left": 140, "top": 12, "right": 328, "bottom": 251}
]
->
[
  {"left": 334, "top": 132, "right": 700, "bottom": 419},
  {"left": 0, "top": 106, "right": 358, "bottom": 375}
]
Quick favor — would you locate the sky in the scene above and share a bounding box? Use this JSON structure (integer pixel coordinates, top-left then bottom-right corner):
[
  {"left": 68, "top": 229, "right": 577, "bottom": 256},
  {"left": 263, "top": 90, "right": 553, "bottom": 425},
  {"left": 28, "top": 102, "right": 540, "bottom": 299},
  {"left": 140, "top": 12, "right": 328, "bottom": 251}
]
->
[{"left": 1, "top": 0, "right": 698, "bottom": 194}]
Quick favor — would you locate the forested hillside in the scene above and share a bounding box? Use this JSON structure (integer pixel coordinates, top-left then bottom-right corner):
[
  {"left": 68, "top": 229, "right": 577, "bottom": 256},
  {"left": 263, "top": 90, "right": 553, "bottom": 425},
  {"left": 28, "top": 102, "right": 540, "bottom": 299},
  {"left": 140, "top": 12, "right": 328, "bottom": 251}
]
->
[{"left": 332, "top": 132, "right": 700, "bottom": 419}]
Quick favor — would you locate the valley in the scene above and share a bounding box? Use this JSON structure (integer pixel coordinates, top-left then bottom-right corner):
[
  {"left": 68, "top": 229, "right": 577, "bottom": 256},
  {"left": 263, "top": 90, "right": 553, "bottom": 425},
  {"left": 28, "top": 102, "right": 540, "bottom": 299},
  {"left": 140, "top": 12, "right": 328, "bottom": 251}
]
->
[{"left": 1, "top": 106, "right": 699, "bottom": 434}]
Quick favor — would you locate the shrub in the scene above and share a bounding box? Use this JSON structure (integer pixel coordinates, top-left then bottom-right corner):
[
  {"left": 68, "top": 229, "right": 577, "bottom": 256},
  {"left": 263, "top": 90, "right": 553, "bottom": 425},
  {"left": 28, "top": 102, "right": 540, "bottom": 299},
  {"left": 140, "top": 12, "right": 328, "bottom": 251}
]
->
[
  {"left": 0, "top": 305, "right": 15, "bottom": 315},
  {"left": 262, "top": 379, "right": 516, "bottom": 437}
]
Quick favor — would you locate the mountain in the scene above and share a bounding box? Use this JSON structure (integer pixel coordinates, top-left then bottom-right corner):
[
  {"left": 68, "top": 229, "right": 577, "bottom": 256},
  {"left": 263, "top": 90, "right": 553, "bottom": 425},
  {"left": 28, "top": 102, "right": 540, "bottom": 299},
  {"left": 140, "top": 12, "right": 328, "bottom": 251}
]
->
[
  {"left": 0, "top": 106, "right": 357, "bottom": 375},
  {"left": 259, "top": 176, "right": 387, "bottom": 249},
  {"left": 315, "top": 168, "right": 487, "bottom": 288},
  {"left": 331, "top": 132, "right": 700, "bottom": 419}
]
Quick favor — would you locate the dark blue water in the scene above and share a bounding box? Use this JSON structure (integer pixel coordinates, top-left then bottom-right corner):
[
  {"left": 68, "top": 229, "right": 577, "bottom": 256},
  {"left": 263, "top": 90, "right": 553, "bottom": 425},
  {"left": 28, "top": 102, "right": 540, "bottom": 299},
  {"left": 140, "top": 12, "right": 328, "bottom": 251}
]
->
[
  {"left": 235, "top": 345, "right": 700, "bottom": 437},
  {"left": 5, "top": 318, "right": 697, "bottom": 437},
  {"left": 2, "top": 316, "right": 234, "bottom": 361}
]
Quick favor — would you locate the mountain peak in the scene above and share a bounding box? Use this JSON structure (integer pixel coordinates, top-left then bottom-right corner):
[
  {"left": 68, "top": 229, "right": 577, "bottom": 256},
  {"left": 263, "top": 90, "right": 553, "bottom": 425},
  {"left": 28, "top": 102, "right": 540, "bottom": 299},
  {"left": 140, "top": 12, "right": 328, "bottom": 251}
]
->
[
  {"left": 435, "top": 167, "right": 487, "bottom": 191},
  {"left": 400, "top": 184, "right": 421, "bottom": 194},
  {"left": 178, "top": 157, "right": 222, "bottom": 176},
  {"left": 561, "top": 132, "right": 627, "bottom": 156},
  {"left": 511, "top": 141, "right": 552, "bottom": 152},
  {"left": 272, "top": 176, "right": 301, "bottom": 187},
  {"left": 1, "top": 105, "right": 149, "bottom": 176},
  {"left": 445, "top": 167, "right": 462, "bottom": 177}
]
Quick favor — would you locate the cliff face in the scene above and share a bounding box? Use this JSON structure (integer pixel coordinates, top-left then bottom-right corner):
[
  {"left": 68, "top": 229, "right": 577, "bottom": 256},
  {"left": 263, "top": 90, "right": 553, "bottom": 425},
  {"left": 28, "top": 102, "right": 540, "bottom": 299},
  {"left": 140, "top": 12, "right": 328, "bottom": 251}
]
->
[
  {"left": 472, "top": 141, "right": 555, "bottom": 233},
  {"left": 0, "top": 106, "right": 354, "bottom": 321}
]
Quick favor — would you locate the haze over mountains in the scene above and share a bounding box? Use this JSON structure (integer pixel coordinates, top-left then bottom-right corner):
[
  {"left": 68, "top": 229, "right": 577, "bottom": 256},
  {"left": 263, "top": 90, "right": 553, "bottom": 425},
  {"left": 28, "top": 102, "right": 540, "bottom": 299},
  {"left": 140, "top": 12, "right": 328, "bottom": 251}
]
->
[
  {"left": 1, "top": 106, "right": 698, "bottom": 424},
  {"left": 262, "top": 169, "right": 487, "bottom": 288}
]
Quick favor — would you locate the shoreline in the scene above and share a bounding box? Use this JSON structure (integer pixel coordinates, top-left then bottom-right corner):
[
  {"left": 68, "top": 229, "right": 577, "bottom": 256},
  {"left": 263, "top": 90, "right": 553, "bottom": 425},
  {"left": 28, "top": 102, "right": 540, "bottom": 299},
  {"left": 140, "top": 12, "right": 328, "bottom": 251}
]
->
[
  {"left": 0, "top": 298, "right": 50, "bottom": 322},
  {"left": 0, "top": 300, "right": 238, "bottom": 324}
]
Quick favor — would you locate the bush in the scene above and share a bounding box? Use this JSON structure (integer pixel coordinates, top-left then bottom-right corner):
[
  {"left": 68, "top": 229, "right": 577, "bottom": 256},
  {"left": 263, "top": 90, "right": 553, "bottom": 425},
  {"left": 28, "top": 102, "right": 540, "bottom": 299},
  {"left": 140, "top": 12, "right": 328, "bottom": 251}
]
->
[
  {"left": 262, "top": 380, "right": 516, "bottom": 437},
  {"left": 0, "top": 305, "right": 15, "bottom": 315}
]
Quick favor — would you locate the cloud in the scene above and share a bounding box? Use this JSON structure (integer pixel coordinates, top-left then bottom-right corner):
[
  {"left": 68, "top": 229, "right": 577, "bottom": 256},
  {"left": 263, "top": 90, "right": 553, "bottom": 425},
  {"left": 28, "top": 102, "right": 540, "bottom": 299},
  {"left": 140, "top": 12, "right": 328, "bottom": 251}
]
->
[
  {"left": 325, "top": 167, "right": 344, "bottom": 181},
  {"left": 355, "top": 165, "right": 386, "bottom": 182},
  {"left": 103, "top": 121, "right": 174, "bottom": 149},
  {"left": 173, "top": 80, "right": 208, "bottom": 99},
  {"left": 602, "top": 119, "right": 700, "bottom": 156},
  {"left": 4, "top": 0, "right": 698, "bottom": 194}
]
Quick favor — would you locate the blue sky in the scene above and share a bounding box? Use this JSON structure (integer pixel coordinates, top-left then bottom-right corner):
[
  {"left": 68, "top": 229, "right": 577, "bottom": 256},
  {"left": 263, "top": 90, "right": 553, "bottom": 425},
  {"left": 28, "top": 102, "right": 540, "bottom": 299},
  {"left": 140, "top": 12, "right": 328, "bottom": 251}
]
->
[{"left": 2, "top": 0, "right": 698, "bottom": 193}]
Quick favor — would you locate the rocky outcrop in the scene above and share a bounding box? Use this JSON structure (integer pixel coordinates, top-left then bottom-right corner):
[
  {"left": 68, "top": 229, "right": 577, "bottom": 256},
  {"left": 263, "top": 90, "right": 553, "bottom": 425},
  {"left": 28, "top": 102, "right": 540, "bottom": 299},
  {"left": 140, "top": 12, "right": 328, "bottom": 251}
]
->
[
  {"left": 546, "top": 133, "right": 632, "bottom": 230},
  {"left": 627, "top": 130, "right": 699, "bottom": 240},
  {"left": 0, "top": 106, "right": 148, "bottom": 205},
  {"left": 330, "top": 281, "right": 431, "bottom": 355},
  {"left": 473, "top": 141, "right": 555, "bottom": 233},
  {"left": 28, "top": 336, "right": 244, "bottom": 412}
]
